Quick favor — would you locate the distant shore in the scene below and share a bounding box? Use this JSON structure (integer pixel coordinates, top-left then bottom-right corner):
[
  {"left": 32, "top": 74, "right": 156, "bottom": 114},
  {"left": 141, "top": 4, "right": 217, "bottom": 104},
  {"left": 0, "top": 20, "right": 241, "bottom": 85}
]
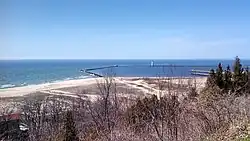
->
[{"left": 0, "top": 77, "right": 207, "bottom": 98}]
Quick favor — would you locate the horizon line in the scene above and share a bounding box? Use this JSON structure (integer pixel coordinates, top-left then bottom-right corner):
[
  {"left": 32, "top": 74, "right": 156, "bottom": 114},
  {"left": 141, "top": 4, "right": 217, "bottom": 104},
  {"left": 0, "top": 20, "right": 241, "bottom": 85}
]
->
[{"left": 1, "top": 58, "right": 250, "bottom": 61}]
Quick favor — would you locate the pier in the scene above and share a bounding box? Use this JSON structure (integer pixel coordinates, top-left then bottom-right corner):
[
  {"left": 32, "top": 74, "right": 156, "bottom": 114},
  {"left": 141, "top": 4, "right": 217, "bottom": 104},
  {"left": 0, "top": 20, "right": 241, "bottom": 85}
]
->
[
  {"left": 81, "top": 64, "right": 215, "bottom": 77},
  {"left": 191, "top": 72, "right": 210, "bottom": 76},
  {"left": 81, "top": 65, "right": 119, "bottom": 77},
  {"left": 85, "top": 65, "right": 118, "bottom": 71},
  {"left": 190, "top": 69, "right": 211, "bottom": 76}
]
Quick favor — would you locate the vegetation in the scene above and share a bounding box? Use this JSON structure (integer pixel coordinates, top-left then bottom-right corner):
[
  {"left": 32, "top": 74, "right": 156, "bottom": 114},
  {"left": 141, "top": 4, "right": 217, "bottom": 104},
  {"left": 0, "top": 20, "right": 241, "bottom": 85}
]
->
[
  {"left": 0, "top": 57, "right": 249, "bottom": 141},
  {"left": 63, "top": 111, "right": 79, "bottom": 141},
  {"left": 207, "top": 56, "right": 249, "bottom": 95}
]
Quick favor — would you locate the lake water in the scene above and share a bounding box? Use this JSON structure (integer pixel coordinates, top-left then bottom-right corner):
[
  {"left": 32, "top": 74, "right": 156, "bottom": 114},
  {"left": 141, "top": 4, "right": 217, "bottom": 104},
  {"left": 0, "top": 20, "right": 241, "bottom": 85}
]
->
[{"left": 0, "top": 59, "right": 250, "bottom": 89}]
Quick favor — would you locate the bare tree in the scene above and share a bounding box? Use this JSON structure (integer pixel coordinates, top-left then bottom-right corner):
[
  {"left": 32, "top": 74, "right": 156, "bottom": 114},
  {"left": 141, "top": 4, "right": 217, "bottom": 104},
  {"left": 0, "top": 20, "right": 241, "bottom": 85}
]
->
[{"left": 84, "top": 74, "right": 120, "bottom": 140}]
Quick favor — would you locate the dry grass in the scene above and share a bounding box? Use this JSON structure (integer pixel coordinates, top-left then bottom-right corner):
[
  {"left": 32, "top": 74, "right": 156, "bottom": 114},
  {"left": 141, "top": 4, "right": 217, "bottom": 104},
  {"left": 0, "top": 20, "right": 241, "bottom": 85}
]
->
[{"left": 1, "top": 75, "right": 249, "bottom": 141}]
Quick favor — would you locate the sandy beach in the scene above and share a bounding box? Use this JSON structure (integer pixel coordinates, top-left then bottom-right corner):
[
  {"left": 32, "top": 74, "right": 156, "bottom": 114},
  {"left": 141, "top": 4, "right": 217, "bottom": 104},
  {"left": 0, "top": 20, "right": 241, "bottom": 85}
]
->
[
  {"left": 0, "top": 78, "right": 100, "bottom": 97},
  {"left": 0, "top": 77, "right": 207, "bottom": 98}
]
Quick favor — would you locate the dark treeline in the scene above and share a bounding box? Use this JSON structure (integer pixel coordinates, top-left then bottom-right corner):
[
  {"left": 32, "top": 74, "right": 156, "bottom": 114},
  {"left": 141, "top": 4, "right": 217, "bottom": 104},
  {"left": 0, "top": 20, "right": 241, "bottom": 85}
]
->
[{"left": 207, "top": 56, "right": 250, "bottom": 94}]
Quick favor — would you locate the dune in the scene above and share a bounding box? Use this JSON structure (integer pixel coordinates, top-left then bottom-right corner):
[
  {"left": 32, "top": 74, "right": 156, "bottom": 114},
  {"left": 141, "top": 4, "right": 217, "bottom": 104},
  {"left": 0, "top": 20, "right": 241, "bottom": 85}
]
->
[{"left": 0, "top": 77, "right": 207, "bottom": 98}]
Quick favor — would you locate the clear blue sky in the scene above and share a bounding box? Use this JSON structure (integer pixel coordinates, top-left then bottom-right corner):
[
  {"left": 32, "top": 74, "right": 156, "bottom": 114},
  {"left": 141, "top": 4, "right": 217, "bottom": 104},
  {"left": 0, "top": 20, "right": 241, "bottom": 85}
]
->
[{"left": 1, "top": 0, "right": 250, "bottom": 59}]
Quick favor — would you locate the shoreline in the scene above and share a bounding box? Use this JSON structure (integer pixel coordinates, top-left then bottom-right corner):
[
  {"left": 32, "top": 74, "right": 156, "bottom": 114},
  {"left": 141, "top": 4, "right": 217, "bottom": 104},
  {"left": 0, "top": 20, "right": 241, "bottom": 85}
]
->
[
  {"left": 0, "top": 77, "right": 100, "bottom": 97},
  {"left": 0, "top": 76, "right": 207, "bottom": 98},
  {"left": 0, "top": 75, "right": 92, "bottom": 89}
]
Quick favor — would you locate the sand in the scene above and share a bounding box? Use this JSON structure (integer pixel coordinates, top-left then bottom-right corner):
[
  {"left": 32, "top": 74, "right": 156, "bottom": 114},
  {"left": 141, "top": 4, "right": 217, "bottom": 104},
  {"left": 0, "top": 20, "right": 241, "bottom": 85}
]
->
[
  {"left": 0, "top": 77, "right": 207, "bottom": 98},
  {"left": 0, "top": 78, "right": 99, "bottom": 97}
]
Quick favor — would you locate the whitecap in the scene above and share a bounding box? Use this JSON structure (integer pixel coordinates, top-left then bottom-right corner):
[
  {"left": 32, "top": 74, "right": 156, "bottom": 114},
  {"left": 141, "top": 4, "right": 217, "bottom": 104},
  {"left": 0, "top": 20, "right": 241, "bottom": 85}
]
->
[
  {"left": 51, "top": 80, "right": 62, "bottom": 83},
  {"left": 77, "top": 75, "right": 90, "bottom": 79},
  {"left": 21, "top": 82, "right": 27, "bottom": 86},
  {"left": 0, "top": 84, "right": 16, "bottom": 89},
  {"left": 64, "top": 77, "right": 73, "bottom": 80}
]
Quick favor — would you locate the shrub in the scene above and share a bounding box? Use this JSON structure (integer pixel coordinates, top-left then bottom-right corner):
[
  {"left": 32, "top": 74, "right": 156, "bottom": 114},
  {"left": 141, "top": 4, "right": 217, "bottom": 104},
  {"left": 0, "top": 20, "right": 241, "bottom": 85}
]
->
[
  {"left": 63, "top": 111, "right": 79, "bottom": 141},
  {"left": 206, "top": 57, "right": 249, "bottom": 96}
]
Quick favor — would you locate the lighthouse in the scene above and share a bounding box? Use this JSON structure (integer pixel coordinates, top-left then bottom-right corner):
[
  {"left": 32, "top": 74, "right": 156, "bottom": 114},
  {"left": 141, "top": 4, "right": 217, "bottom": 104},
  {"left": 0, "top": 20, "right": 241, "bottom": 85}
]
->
[{"left": 150, "top": 61, "right": 154, "bottom": 67}]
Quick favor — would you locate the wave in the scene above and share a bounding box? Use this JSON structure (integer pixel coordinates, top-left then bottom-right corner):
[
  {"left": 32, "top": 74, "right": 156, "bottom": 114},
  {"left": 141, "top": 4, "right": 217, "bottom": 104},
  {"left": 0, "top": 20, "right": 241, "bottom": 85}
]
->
[
  {"left": 76, "top": 75, "right": 91, "bottom": 79},
  {"left": 0, "top": 84, "right": 16, "bottom": 89},
  {"left": 64, "top": 77, "right": 72, "bottom": 80},
  {"left": 50, "top": 75, "right": 90, "bottom": 83},
  {"left": 62, "top": 76, "right": 90, "bottom": 81},
  {"left": 0, "top": 75, "right": 91, "bottom": 89},
  {"left": 21, "top": 82, "right": 27, "bottom": 86}
]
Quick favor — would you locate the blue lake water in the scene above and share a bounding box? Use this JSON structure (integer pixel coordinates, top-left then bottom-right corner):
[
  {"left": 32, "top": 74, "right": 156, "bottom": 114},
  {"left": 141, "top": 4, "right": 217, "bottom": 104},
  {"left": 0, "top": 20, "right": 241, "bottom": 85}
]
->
[{"left": 0, "top": 59, "right": 250, "bottom": 89}]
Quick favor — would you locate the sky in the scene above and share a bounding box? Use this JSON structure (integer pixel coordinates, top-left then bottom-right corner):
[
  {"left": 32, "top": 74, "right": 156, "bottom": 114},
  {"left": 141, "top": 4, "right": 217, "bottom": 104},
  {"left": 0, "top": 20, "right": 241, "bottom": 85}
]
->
[{"left": 1, "top": 0, "right": 250, "bottom": 59}]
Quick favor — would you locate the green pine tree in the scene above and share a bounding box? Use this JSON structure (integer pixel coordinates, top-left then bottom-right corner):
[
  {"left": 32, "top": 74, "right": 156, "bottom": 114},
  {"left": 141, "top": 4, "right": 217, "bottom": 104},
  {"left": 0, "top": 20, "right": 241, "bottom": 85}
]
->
[
  {"left": 231, "top": 56, "right": 250, "bottom": 94},
  {"left": 246, "top": 66, "right": 250, "bottom": 92},
  {"left": 233, "top": 56, "right": 241, "bottom": 76},
  {"left": 224, "top": 65, "right": 232, "bottom": 91},
  {"left": 63, "top": 111, "right": 79, "bottom": 141},
  {"left": 206, "top": 57, "right": 249, "bottom": 95},
  {"left": 207, "top": 69, "right": 216, "bottom": 86},
  {"left": 243, "top": 67, "right": 249, "bottom": 90},
  {"left": 216, "top": 63, "right": 224, "bottom": 89},
  {"left": 233, "top": 56, "right": 243, "bottom": 90},
  {"left": 246, "top": 66, "right": 249, "bottom": 83}
]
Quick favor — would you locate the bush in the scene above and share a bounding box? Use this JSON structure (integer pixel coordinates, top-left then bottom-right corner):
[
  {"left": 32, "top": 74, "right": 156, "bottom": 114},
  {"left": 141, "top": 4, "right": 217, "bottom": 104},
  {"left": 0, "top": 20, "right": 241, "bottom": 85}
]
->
[
  {"left": 206, "top": 57, "right": 249, "bottom": 96},
  {"left": 63, "top": 111, "right": 79, "bottom": 141}
]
